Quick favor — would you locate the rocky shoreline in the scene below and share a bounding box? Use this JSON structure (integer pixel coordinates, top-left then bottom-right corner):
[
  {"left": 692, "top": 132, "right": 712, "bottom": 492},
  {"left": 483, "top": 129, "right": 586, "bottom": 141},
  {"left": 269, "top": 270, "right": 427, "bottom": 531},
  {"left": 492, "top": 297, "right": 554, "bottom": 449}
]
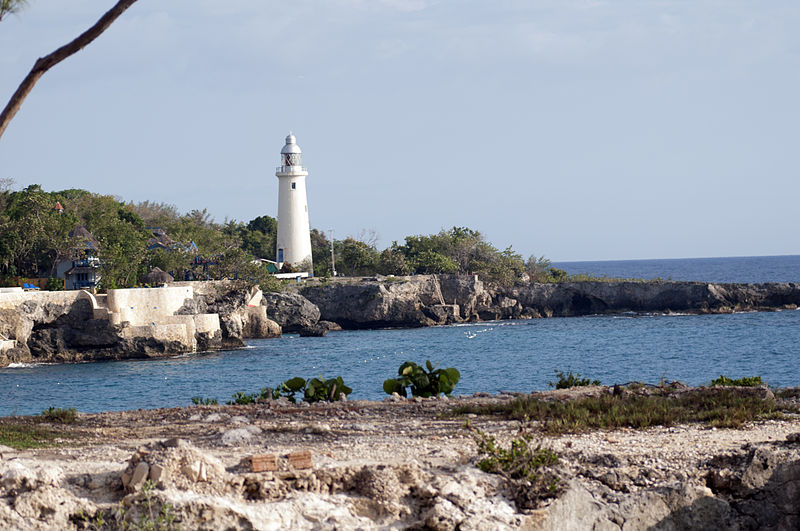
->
[
  {"left": 1, "top": 275, "right": 798, "bottom": 366},
  {"left": 1, "top": 386, "right": 798, "bottom": 529}
]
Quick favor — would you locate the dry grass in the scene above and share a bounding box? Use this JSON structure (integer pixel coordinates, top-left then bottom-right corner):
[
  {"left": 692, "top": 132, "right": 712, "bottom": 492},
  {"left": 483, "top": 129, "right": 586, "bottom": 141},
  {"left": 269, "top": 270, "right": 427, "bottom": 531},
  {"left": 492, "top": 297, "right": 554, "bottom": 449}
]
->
[{"left": 452, "top": 387, "right": 790, "bottom": 434}]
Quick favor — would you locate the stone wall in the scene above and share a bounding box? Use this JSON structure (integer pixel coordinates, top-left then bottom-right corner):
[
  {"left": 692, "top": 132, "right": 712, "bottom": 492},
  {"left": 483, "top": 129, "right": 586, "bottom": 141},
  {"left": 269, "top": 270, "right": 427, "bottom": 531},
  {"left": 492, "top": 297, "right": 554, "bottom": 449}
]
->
[{"left": 107, "top": 286, "right": 196, "bottom": 326}]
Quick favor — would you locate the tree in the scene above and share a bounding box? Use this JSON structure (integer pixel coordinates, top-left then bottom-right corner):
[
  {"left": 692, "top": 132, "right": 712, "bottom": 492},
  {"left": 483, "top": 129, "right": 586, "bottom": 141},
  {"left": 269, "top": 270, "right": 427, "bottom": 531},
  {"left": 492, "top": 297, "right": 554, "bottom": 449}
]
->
[
  {"left": 0, "top": 0, "right": 28, "bottom": 22},
  {"left": 0, "top": 0, "right": 140, "bottom": 141}
]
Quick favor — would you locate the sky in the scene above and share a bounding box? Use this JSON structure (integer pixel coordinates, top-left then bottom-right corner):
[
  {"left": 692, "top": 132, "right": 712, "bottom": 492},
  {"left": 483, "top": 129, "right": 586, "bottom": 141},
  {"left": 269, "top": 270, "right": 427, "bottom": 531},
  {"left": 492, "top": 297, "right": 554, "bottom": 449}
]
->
[{"left": 0, "top": 0, "right": 798, "bottom": 262}]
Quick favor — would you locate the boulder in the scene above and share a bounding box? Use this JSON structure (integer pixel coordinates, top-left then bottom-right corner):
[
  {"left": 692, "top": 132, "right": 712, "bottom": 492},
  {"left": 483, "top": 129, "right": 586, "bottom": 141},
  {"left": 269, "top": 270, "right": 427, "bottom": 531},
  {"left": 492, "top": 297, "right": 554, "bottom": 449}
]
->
[{"left": 261, "top": 292, "right": 321, "bottom": 333}]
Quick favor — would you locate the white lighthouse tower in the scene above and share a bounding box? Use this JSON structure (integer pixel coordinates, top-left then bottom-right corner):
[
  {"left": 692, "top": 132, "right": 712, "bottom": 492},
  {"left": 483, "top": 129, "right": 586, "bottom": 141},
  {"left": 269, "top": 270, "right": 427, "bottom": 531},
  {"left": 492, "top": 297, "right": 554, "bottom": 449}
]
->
[{"left": 275, "top": 132, "right": 313, "bottom": 272}]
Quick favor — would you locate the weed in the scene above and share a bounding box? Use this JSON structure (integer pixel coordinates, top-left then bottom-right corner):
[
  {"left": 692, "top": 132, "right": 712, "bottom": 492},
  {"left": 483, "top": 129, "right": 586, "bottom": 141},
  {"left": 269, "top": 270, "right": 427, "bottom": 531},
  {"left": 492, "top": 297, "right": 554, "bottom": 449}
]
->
[
  {"left": 452, "top": 387, "right": 790, "bottom": 433},
  {"left": 467, "top": 422, "right": 562, "bottom": 510},
  {"left": 0, "top": 423, "right": 61, "bottom": 449},
  {"left": 41, "top": 406, "right": 78, "bottom": 423},
  {"left": 711, "top": 375, "right": 763, "bottom": 387},
  {"left": 383, "top": 360, "right": 460, "bottom": 398},
  {"left": 190, "top": 397, "right": 218, "bottom": 405},
  {"left": 549, "top": 370, "right": 601, "bottom": 389}
]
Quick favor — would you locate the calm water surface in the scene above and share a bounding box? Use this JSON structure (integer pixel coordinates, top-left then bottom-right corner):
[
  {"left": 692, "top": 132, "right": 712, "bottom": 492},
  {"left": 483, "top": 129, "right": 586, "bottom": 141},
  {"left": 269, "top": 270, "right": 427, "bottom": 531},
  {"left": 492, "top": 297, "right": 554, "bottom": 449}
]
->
[{"left": 3, "top": 309, "right": 799, "bottom": 416}]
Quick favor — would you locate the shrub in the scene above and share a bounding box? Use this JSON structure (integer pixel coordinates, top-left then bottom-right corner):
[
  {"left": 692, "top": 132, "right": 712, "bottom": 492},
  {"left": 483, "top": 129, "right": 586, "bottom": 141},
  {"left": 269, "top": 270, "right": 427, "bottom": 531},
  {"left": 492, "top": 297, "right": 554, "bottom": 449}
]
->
[
  {"left": 191, "top": 397, "right": 218, "bottom": 405},
  {"left": 711, "top": 375, "right": 763, "bottom": 387},
  {"left": 41, "top": 406, "right": 77, "bottom": 423},
  {"left": 549, "top": 370, "right": 601, "bottom": 389},
  {"left": 383, "top": 360, "right": 460, "bottom": 398},
  {"left": 468, "top": 422, "right": 562, "bottom": 510},
  {"left": 452, "top": 387, "right": 789, "bottom": 433},
  {"left": 274, "top": 376, "right": 352, "bottom": 403}
]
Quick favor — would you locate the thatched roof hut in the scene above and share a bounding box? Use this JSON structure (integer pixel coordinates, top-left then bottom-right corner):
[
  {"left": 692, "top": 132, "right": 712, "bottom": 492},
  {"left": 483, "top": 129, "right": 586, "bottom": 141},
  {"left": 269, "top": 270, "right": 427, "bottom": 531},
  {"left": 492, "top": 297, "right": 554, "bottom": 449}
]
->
[{"left": 141, "top": 267, "right": 174, "bottom": 286}]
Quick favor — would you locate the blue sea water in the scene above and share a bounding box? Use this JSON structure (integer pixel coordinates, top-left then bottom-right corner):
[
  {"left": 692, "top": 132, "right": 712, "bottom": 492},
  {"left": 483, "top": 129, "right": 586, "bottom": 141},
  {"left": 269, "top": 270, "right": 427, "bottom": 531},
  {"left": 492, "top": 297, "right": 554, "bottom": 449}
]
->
[
  {"left": 1, "top": 255, "right": 799, "bottom": 416},
  {"left": 552, "top": 254, "right": 800, "bottom": 284}
]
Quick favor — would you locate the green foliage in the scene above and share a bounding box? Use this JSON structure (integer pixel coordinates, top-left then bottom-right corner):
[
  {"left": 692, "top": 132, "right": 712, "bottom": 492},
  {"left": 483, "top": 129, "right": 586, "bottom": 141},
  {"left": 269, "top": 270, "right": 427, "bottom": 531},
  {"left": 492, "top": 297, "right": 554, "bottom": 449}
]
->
[
  {"left": 549, "top": 371, "right": 601, "bottom": 389},
  {"left": 711, "top": 375, "right": 763, "bottom": 387},
  {"left": 469, "top": 424, "right": 559, "bottom": 482},
  {"left": 225, "top": 391, "right": 262, "bottom": 405},
  {"left": 0, "top": 0, "right": 30, "bottom": 22},
  {"left": 383, "top": 360, "right": 460, "bottom": 398},
  {"left": 337, "top": 238, "right": 379, "bottom": 276},
  {"left": 274, "top": 376, "right": 353, "bottom": 403},
  {"left": 190, "top": 397, "right": 218, "bottom": 405},
  {"left": 304, "top": 376, "right": 353, "bottom": 403},
  {"left": 0, "top": 423, "right": 61, "bottom": 449},
  {"left": 41, "top": 406, "right": 77, "bottom": 423},
  {"left": 45, "top": 276, "right": 64, "bottom": 290},
  {"left": 452, "top": 387, "right": 790, "bottom": 433}
]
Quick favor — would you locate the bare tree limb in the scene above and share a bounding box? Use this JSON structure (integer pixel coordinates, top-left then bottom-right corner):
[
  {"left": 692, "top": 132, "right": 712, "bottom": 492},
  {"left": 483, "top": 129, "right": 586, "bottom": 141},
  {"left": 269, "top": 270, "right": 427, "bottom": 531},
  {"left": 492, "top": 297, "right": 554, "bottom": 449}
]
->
[{"left": 0, "top": 0, "right": 139, "bottom": 141}]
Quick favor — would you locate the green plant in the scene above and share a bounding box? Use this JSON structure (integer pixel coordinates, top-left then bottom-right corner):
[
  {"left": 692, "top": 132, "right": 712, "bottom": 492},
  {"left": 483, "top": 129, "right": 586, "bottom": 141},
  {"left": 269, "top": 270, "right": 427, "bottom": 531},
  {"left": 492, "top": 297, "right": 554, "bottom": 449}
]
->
[
  {"left": 304, "top": 376, "right": 352, "bottom": 403},
  {"left": 41, "top": 406, "right": 77, "bottom": 423},
  {"left": 467, "top": 422, "right": 562, "bottom": 510},
  {"left": 273, "top": 376, "right": 353, "bottom": 403},
  {"left": 470, "top": 424, "right": 559, "bottom": 482},
  {"left": 0, "top": 423, "right": 61, "bottom": 449},
  {"left": 549, "top": 370, "right": 601, "bottom": 389},
  {"left": 452, "top": 387, "right": 791, "bottom": 433},
  {"left": 226, "top": 391, "right": 259, "bottom": 405},
  {"left": 711, "top": 375, "right": 763, "bottom": 387},
  {"left": 45, "top": 276, "right": 64, "bottom": 290},
  {"left": 190, "top": 397, "right": 218, "bottom": 405},
  {"left": 383, "top": 360, "right": 460, "bottom": 398}
]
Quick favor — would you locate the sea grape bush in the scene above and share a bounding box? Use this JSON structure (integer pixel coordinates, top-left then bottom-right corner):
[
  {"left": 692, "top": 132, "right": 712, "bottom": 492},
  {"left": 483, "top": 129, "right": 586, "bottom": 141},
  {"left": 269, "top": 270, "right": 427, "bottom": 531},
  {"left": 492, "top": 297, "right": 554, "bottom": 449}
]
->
[
  {"left": 711, "top": 375, "right": 763, "bottom": 387},
  {"left": 549, "top": 370, "right": 601, "bottom": 389},
  {"left": 274, "top": 376, "right": 353, "bottom": 403},
  {"left": 383, "top": 360, "right": 461, "bottom": 398}
]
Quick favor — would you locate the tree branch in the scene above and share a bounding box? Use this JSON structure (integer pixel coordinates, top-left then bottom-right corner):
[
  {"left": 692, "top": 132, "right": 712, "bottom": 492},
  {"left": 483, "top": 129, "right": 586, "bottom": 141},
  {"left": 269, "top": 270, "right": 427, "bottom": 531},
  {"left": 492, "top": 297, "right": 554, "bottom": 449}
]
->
[{"left": 0, "top": 0, "right": 139, "bottom": 141}]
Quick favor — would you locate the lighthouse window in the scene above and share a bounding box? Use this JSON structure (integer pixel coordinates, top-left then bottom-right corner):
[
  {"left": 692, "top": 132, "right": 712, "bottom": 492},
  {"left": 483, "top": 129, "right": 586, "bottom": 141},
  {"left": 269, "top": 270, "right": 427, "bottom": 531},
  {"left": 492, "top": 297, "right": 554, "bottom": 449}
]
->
[{"left": 291, "top": 182, "right": 296, "bottom": 190}]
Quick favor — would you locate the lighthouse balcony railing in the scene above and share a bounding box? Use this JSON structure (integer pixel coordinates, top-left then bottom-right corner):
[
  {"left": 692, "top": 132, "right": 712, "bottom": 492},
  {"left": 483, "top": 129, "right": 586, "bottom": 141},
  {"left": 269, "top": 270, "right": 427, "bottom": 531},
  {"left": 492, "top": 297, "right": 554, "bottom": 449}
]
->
[{"left": 276, "top": 165, "right": 308, "bottom": 173}]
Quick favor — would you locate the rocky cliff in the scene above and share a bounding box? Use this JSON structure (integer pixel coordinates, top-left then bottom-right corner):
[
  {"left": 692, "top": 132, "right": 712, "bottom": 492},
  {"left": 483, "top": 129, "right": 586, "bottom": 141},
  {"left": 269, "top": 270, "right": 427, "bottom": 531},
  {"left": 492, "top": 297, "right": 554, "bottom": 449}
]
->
[
  {"left": 0, "top": 281, "right": 280, "bottom": 367},
  {"left": 295, "top": 276, "right": 800, "bottom": 329},
  {"left": 2, "top": 277, "right": 797, "bottom": 366}
]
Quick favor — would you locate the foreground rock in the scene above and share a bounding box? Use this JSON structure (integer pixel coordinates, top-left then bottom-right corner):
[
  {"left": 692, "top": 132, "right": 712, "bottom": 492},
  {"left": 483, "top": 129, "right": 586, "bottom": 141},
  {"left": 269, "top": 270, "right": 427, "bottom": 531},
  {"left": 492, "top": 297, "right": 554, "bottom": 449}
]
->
[{"left": 0, "top": 388, "right": 798, "bottom": 529}]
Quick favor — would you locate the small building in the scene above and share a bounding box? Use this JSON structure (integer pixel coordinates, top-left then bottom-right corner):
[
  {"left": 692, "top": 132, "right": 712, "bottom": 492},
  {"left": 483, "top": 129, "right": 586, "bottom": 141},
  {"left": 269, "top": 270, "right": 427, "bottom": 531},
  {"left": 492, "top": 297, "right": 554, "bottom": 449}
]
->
[{"left": 55, "top": 226, "right": 102, "bottom": 290}]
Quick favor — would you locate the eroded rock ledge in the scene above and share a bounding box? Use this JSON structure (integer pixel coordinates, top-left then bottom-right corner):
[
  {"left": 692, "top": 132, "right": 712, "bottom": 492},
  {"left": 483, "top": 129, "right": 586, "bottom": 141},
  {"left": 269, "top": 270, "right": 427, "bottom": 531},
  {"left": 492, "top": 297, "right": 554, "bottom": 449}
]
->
[
  {"left": 0, "top": 388, "right": 798, "bottom": 530},
  {"left": 298, "top": 275, "right": 800, "bottom": 329},
  {"left": 1, "top": 276, "right": 797, "bottom": 366}
]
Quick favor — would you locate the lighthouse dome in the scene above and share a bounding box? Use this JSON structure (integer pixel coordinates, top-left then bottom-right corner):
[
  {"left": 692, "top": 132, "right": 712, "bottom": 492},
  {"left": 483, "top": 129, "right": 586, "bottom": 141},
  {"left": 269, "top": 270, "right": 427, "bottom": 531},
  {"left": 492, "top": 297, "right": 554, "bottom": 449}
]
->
[{"left": 281, "top": 132, "right": 302, "bottom": 155}]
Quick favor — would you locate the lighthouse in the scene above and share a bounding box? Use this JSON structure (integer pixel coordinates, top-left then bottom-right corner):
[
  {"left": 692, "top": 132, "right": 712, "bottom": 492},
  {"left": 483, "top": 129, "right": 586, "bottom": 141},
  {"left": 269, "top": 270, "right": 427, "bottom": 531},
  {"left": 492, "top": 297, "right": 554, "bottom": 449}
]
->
[{"left": 275, "top": 132, "right": 313, "bottom": 272}]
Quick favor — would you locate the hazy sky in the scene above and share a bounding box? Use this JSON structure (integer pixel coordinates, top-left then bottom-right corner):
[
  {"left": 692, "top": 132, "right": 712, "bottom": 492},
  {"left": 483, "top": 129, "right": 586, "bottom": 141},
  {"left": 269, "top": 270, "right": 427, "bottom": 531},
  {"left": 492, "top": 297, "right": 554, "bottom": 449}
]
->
[{"left": 1, "top": 1, "right": 798, "bottom": 261}]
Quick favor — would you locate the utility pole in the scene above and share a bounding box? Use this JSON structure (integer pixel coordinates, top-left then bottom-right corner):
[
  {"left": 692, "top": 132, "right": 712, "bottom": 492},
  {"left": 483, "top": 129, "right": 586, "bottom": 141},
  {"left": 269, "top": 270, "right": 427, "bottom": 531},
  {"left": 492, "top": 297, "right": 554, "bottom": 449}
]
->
[{"left": 329, "top": 230, "right": 337, "bottom": 277}]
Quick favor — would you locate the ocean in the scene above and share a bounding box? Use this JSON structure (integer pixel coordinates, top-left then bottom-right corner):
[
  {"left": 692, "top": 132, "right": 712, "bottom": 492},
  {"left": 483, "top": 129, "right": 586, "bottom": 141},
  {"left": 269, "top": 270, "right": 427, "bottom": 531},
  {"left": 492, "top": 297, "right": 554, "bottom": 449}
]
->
[{"left": 1, "top": 255, "right": 798, "bottom": 416}]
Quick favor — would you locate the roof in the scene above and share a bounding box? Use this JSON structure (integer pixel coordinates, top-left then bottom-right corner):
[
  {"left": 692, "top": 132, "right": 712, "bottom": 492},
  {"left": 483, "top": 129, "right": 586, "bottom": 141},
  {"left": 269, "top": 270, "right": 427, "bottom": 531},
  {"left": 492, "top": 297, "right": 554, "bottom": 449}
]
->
[
  {"left": 281, "top": 132, "right": 302, "bottom": 155},
  {"left": 68, "top": 225, "right": 100, "bottom": 251},
  {"left": 65, "top": 266, "right": 98, "bottom": 275},
  {"left": 146, "top": 227, "right": 177, "bottom": 250}
]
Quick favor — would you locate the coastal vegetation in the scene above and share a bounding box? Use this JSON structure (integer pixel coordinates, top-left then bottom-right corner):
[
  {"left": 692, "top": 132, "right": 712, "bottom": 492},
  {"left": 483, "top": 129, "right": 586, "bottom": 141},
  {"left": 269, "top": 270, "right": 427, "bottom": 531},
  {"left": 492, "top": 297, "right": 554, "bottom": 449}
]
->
[
  {"left": 383, "top": 360, "right": 461, "bottom": 398},
  {"left": 710, "top": 375, "right": 763, "bottom": 387},
  {"left": 549, "top": 370, "right": 602, "bottom": 389},
  {"left": 451, "top": 385, "right": 792, "bottom": 433},
  {"left": 0, "top": 422, "right": 62, "bottom": 449},
  {"left": 200, "top": 375, "right": 353, "bottom": 406},
  {"left": 0, "top": 182, "right": 590, "bottom": 289},
  {"left": 468, "top": 423, "right": 562, "bottom": 509},
  {"left": 41, "top": 406, "right": 78, "bottom": 423}
]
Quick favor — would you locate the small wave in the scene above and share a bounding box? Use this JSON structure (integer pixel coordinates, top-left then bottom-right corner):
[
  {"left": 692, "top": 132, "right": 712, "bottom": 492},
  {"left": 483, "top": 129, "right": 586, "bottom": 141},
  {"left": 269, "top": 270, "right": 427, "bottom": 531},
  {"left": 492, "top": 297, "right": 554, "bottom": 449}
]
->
[{"left": 6, "top": 362, "right": 49, "bottom": 368}]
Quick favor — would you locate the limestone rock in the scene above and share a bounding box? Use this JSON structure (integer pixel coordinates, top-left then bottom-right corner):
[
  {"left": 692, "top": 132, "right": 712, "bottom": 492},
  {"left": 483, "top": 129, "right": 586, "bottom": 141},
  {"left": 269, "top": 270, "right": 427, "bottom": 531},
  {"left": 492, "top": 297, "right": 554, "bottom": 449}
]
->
[{"left": 262, "top": 291, "right": 321, "bottom": 332}]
